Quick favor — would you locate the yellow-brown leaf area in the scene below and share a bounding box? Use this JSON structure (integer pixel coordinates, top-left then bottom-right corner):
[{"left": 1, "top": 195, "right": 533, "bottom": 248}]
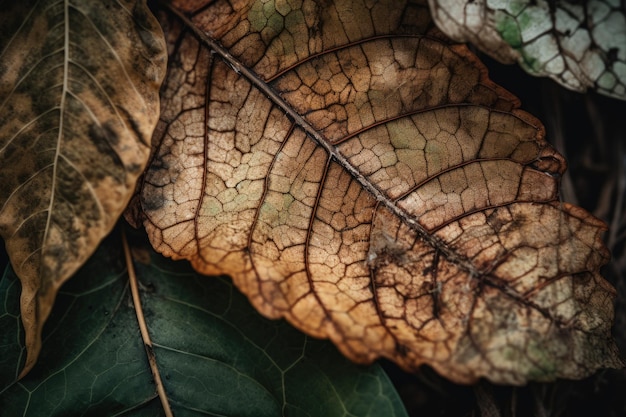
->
[
  {"left": 141, "top": 0, "right": 622, "bottom": 384},
  {"left": 0, "top": 0, "right": 166, "bottom": 376}
]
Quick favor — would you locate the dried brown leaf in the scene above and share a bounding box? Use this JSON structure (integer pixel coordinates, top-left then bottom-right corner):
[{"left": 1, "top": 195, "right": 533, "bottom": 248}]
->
[
  {"left": 0, "top": 0, "right": 167, "bottom": 376},
  {"left": 138, "top": 0, "right": 622, "bottom": 384}
]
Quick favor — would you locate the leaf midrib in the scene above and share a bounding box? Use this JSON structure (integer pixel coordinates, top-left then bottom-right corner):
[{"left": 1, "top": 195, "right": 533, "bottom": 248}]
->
[
  {"left": 164, "top": 5, "right": 472, "bottom": 271},
  {"left": 163, "top": 4, "right": 582, "bottom": 330},
  {"left": 43, "top": 0, "right": 71, "bottom": 254}
]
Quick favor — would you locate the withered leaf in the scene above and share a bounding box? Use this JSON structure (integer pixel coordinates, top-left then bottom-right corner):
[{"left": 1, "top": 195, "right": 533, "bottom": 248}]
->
[
  {"left": 0, "top": 0, "right": 167, "bottom": 376},
  {"left": 427, "top": 0, "right": 626, "bottom": 100},
  {"left": 138, "top": 0, "right": 622, "bottom": 384}
]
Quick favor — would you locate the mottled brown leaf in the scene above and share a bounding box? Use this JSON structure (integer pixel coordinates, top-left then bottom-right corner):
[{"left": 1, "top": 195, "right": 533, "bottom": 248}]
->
[
  {"left": 0, "top": 0, "right": 167, "bottom": 376},
  {"left": 138, "top": 0, "right": 622, "bottom": 384}
]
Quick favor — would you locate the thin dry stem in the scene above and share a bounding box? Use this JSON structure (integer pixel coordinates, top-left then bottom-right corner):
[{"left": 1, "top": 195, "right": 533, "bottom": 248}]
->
[{"left": 122, "top": 230, "right": 173, "bottom": 417}]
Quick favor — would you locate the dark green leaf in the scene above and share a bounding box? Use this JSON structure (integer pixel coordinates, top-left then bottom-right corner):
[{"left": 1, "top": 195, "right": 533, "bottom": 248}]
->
[{"left": 0, "top": 229, "right": 407, "bottom": 417}]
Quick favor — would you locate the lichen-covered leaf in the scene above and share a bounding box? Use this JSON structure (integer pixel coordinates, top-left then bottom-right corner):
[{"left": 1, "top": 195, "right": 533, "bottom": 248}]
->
[
  {"left": 428, "top": 0, "right": 626, "bottom": 100},
  {"left": 137, "top": 0, "right": 622, "bottom": 384},
  {"left": 0, "top": 232, "right": 408, "bottom": 417},
  {"left": 0, "top": 0, "right": 167, "bottom": 376}
]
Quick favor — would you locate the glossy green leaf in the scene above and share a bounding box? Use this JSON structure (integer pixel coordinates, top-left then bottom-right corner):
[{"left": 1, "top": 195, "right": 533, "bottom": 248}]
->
[{"left": 0, "top": 230, "right": 408, "bottom": 417}]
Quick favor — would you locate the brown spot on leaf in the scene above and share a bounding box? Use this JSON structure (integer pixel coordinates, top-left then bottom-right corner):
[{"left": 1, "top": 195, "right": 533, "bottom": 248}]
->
[{"left": 89, "top": 122, "right": 120, "bottom": 148}]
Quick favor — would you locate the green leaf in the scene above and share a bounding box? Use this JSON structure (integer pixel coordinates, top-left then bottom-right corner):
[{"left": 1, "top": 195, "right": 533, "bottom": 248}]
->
[
  {"left": 0, "top": 0, "right": 167, "bottom": 375},
  {"left": 0, "top": 229, "right": 408, "bottom": 417}
]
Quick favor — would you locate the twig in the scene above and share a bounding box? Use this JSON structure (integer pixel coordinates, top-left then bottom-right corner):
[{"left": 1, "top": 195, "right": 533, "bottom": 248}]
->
[{"left": 122, "top": 230, "right": 174, "bottom": 417}]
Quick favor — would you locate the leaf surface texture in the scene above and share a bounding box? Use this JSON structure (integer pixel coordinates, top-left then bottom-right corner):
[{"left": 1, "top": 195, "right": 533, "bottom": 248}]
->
[
  {"left": 136, "top": 0, "right": 622, "bottom": 384},
  {"left": 0, "top": 0, "right": 167, "bottom": 374},
  {"left": 428, "top": 0, "right": 626, "bottom": 100}
]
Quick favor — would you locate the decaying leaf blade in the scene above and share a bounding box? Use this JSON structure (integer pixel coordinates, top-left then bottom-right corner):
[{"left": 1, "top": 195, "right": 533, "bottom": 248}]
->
[
  {"left": 139, "top": 0, "right": 622, "bottom": 384},
  {"left": 0, "top": 0, "right": 167, "bottom": 376}
]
